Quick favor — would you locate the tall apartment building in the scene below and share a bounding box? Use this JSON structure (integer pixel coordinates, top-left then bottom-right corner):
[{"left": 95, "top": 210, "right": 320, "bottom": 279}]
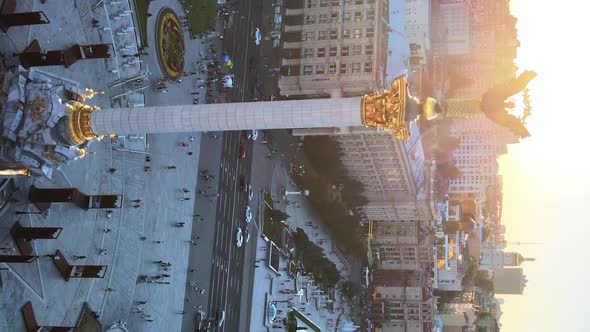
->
[
  {"left": 371, "top": 219, "right": 432, "bottom": 270},
  {"left": 371, "top": 270, "right": 436, "bottom": 332},
  {"left": 280, "top": 0, "right": 385, "bottom": 97},
  {"left": 445, "top": 0, "right": 519, "bottom": 99},
  {"left": 447, "top": 116, "right": 518, "bottom": 196},
  {"left": 333, "top": 123, "right": 432, "bottom": 222},
  {"left": 493, "top": 268, "right": 527, "bottom": 295},
  {"left": 438, "top": 0, "right": 472, "bottom": 55},
  {"left": 479, "top": 250, "right": 535, "bottom": 270}
]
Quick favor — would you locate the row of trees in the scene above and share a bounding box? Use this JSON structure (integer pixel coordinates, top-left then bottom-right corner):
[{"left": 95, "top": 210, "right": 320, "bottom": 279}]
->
[
  {"left": 291, "top": 136, "right": 368, "bottom": 257},
  {"left": 294, "top": 228, "right": 340, "bottom": 289}
]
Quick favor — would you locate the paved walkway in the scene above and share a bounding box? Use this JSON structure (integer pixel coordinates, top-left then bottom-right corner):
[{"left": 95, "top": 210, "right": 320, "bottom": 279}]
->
[
  {"left": 0, "top": 0, "right": 217, "bottom": 330},
  {"left": 247, "top": 132, "right": 355, "bottom": 331}
]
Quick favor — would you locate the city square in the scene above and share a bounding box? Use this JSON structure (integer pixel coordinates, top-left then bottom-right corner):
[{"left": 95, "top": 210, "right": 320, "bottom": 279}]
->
[{"left": 0, "top": 0, "right": 551, "bottom": 332}]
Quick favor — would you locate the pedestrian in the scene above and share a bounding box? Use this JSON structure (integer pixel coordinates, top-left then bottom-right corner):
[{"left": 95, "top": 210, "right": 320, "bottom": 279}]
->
[
  {"left": 145, "top": 166, "right": 151, "bottom": 173},
  {"left": 132, "top": 204, "right": 141, "bottom": 208},
  {"left": 137, "top": 300, "right": 148, "bottom": 304},
  {"left": 146, "top": 155, "right": 151, "bottom": 162},
  {"left": 104, "top": 228, "right": 112, "bottom": 233},
  {"left": 140, "top": 236, "right": 147, "bottom": 241},
  {"left": 153, "top": 240, "right": 163, "bottom": 244},
  {"left": 188, "top": 151, "right": 193, "bottom": 156},
  {"left": 175, "top": 222, "right": 185, "bottom": 227},
  {"left": 108, "top": 168, "right": 116, "bottom": 174},
  {"left": 131, "top": 199, "right": 142, "bottom": 203},
  {"left": 190, "top": 268, "right": 197, "bottom": 272},
  {"left": 106, "top": 210, "right": 113, "bottom": 219},
  {"left": 105, "top": 287, "right": 114, "bottom": 292},
  {"left": 73, "top": 255, "right": 86, "bottom": 260},
  {"left": 181, "top": 188, "right": 190, "bottom": 193},
  {"left": 181, "top": 197, "right": 190, "bottom": 201},
  {"left": 167, "top": 165, "right": 177, "bottom": 169}
]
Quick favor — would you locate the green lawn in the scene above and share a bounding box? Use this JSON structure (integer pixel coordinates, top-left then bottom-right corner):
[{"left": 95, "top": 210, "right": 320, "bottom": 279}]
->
[
  {"left": 134, "top": 0, "right": 216, "bottom": 47},
  {"left": 263, "top": 192, "right": 284, "bottom": 245},
  {"left": 180, "top": 0, "right": 217, "bottom": 38}
]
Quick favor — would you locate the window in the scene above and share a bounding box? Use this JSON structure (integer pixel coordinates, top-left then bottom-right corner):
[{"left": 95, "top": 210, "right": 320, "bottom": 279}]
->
[
  {"left": 355, "top": 0, "right": 363, "bottom": 4},
  {"left": 354, "top": 11, "right": 362, "bottom": 22},
  {"left": 366, "top": 27, "right": 374, "bottom": 38},
  {"left": 331, "top": 12, "right": 339, "bottom": 22},
  {"left": 319, "top": 14, "right": 328, "bottom": 23},
  {"left": 332, "top": 0, "right": 340, "bottom": 5},
  {"left": 329, "top": 63, "right": 337, "bottom": 74},
  {"left": 302, "top": 31, "right": 315, "bottom": 40},
  {"left": 352, "top": 45, "right": 362, "bottom": 55},
  {"left": 304, "top": 48, "right": 314, "bottom": 58},
  {"left": 342, "top": 29, "right": 351, "bottom": 38},
  {"left": 320, "top": 0, "right": 329, "bottom": 6},
  {"left": 316, "top": 64, "right": 326, "bottom": 74},
  {"left": 303, "top": 65, "right": 313, "bottom": 75},
  {"left": 330, "top": 29, "right": 338, "bottom": 39},
  {"left": 305, "top": 15, "right": 316, "bottom": 24},
  {"left": 365, "top": 44, "right": 373, "bottom": 55},
  {"left": 318, "top": 31, "right": 327, "bottom": 40},
  {"left": 365, "top": 62, "right": 373, "bottom": 72},
  {"left": 344, "top": 0, "right": 352, "bottom": 4},
  {"left": 317, "top": 47, "right": 326, "bottom": 57},
  {"left": 352, "top": 63, "right": 361, "bottom": 73},
  {"left": 366, "top": 9, "right": 375, "bottom": 20},
  {"left": 353, "top": 28, "right": 362, "bottom": 38},
  {"left": 329, "top": 46, "right": 337, "bottom": 56},
  {"left": 307, "top": 0, "right": 317, "bottom": 8},
  {"left": 341, "top": 46, "right": 350, "bottom": 56},
  {"left": 343, "top": 12, "right": 351, "bottom": 22},
  {"left": 340, "top": 64, "right": 347, "bottom": 74}
]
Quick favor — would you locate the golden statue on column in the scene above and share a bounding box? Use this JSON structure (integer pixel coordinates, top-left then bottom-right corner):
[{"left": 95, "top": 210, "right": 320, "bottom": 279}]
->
[{"left": 361, "top": 76, "right": 442, "bottom": 140}]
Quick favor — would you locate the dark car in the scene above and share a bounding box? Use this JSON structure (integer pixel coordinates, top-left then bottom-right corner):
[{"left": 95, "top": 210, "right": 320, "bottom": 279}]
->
[{"left": 239, "top": 141, "right": 247, "bottom": 159}]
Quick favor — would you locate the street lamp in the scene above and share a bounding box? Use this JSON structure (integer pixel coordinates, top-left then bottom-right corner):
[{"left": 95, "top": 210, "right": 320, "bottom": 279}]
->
[{"left": 281, "top": 187, "right": 310, "bottom": 200}]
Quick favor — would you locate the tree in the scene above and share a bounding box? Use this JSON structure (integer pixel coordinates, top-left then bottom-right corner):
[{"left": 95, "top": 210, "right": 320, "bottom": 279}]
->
[
  {"left": 269, "top": 209, "right": 290, "bottom": 222},
  {"left": 438, "top": 163, "right": 462, "bottom": 179},
  {"left": 341, "top": 280, "right": 361, "bottom": 302}
]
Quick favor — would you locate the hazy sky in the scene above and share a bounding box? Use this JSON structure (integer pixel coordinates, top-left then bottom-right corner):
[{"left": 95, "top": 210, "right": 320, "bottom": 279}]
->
[{"left": 498, "top": 1, "right": 590, "bottom": 331}]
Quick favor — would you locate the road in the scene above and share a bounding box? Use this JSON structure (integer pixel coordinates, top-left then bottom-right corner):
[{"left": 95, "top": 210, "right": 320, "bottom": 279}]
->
[{"left": 206, "top": 131, "right": 254, "bottom": 332}]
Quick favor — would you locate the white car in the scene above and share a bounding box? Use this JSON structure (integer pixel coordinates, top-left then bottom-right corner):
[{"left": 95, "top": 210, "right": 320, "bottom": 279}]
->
[
  {"left": 245, "top": 206, "right": 253, "bottom": 223},
  {"left": 247, "top": 185, "right": 254, "bottom": 201},
  {"left": 247, "top": 129, "right": 259, "bottom": 141},
  {"left": 236, "top": 228, "right": 243, "bottom": 247},
  {"left": 254, "top": 28, "right": 262, "bottom": 46}
]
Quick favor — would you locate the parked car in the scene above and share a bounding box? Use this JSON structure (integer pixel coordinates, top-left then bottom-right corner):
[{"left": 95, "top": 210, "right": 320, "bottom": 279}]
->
[
  {"left": 243, "top": 228, "right": 250, "bottom": 243},
  {"left": 245, "top": 206, "right": 253, "bottom": 223},
  {"left": 236, "top": 227, "right": 244, "bottom": 248}
]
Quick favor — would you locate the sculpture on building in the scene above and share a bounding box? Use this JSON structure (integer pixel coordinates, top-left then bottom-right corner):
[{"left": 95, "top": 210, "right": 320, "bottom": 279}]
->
[
  {"left": 480, "top": 70, "right": 536, "bottom": 138},
  {"left": 361, "top": 76, "right": 442, "bottom": 140}
]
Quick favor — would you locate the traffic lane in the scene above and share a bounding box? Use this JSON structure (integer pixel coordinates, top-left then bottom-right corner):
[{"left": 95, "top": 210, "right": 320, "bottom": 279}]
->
[
  {"left": 220, "top": 139, "right": 253, "bottom": 332},
  {"left": 208, "top": 131, "right": 253, "bottom": 330},
  {"left": 212, "top": 133, "right": 254, "bottom": 331},
  {"left": 208, "top": 131, "right": 240, "bottom": 315}
]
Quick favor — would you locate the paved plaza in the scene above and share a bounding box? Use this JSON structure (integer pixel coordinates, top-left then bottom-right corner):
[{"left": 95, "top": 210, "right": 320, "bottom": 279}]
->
[{"left": 0, "top": 0, "right": 358, "bottom": 331}]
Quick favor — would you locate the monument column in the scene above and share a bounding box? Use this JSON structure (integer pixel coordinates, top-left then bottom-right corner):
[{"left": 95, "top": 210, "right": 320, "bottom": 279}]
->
[
  {"left": 65, "top": 76, "right": 410, "bottom": 144},
  {"left": 90, "top": 97, "right": 363, "bottom": 135}
]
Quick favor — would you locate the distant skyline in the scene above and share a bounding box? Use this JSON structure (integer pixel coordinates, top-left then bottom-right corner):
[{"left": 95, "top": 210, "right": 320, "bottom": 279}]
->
[{"left": 499, "top": 1, "right": 590, "bottom": 331}]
